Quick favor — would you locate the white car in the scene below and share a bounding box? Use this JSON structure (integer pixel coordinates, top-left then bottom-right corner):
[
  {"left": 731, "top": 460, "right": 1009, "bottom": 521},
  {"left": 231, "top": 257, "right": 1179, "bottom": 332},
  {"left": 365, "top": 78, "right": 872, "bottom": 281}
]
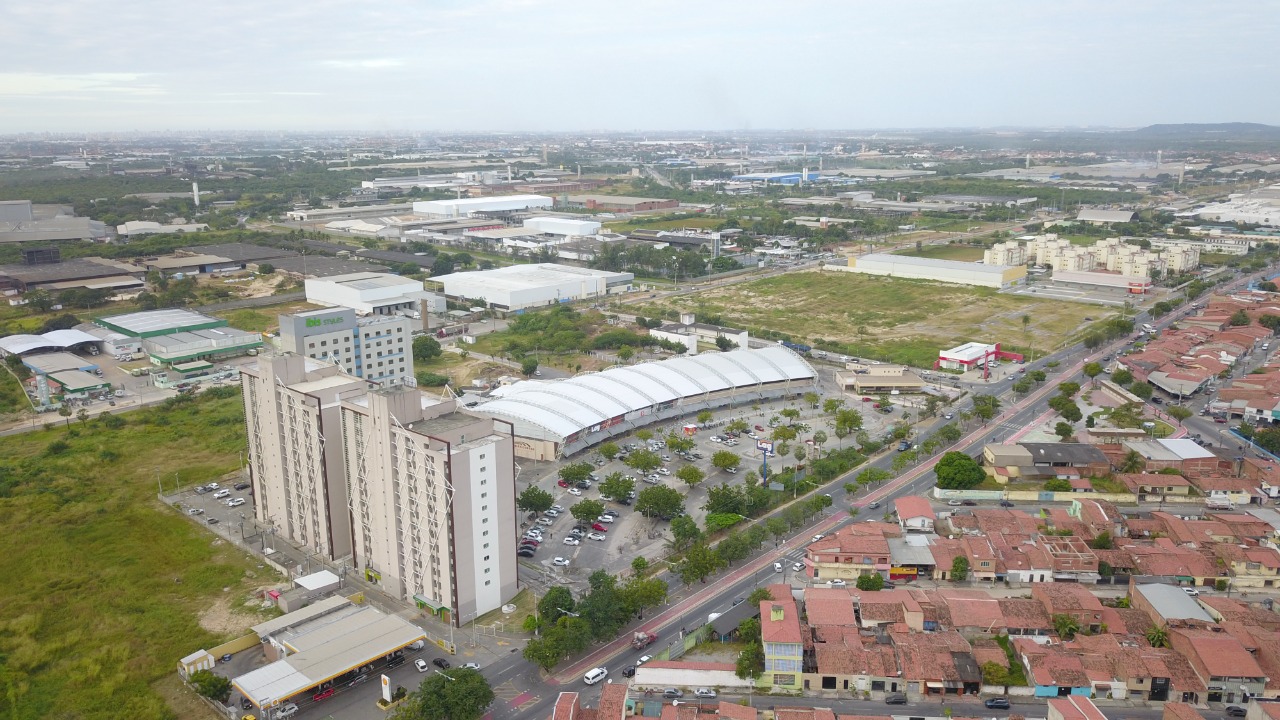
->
[
  {"left": 596, "top": 515, "right": 614, "bottom": 523},
  {"left": 544, "top": 509, "right": 560, "bottom": 517},
  {"left": 563, "top": 537, "right": 580, "bottom": 546},
  {"left": 792, "top": 562, "right": 805, "bottom": 572},
  {"left": 694, "top": 688, "right": 717, "bottom": 699},
  {"left": 568, "top": 488, "right": 583, "bottom": 496},
  {"left": 550, "top": 504, "right": 565, "bottom": 512},
  {"left": 811, "top": 534, "right": 824, "bottom": 543},
  {"left": 1183, "top": 587, "right": 1200, "bottom": 596},
  {"left": 227, "top": 498, "right": 246, "bottom": 508},
  {"left": 658, "top": 467, "right": 671, "bottom": 476},
  {"left": 829, "top": 579, "right": 847, "bottom": 587},
  {"left": 637, "top": 654, "right": 652, "bottom": 665},
  {"left": 462, "top": 662, "right": 480, "bottom": 670},
  {"left": 587, "top": 532, "right": 607, "bottom": 541},
  {"left": 553, "top": 557, "right": 571, "bottom": 567},
  {"left": 536, "top": 517, "right": 555, "bottom": 526},
  {"left": 710, "top": 436, "right": 723, "bottom": 443},
  {"left": 415, "top": 658, "right": 429, "bottom": 672},
  {"left": 212, "top": 489, "right": 231, "bottom": 499}
]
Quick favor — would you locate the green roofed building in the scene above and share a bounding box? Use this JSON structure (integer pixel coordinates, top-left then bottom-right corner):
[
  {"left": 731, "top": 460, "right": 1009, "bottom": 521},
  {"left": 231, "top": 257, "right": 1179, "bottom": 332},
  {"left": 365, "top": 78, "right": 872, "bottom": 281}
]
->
[
  {"left": 96, "top": 308, "right": 262, "bottom": 365},
  {"left": 96, "top": 308, "right": 227, "bottom": 338}
]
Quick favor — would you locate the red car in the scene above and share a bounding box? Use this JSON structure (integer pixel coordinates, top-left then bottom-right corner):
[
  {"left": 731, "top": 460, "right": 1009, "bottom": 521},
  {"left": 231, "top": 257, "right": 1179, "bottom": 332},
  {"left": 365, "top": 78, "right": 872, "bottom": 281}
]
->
[
  {"left": 873, "top": 403, "right": 882, "bottom": 409},
  {"left": 313, "top": 688, "right": 335, "bottom": 702},
  {"left": 754, "top": 424, "right": 765, "bottom": 432},
  {"left": 1214, "top": 417, "right": 1228, "bottom": 424},
  {"left": 591, "top": 523, "right": 608, "bottom": 532},
  {"left": 557, "top": 479, "right": 570, "bottom": 488},
  {"left": 861, "top": 397, "right": 873, "bottom": 402}
]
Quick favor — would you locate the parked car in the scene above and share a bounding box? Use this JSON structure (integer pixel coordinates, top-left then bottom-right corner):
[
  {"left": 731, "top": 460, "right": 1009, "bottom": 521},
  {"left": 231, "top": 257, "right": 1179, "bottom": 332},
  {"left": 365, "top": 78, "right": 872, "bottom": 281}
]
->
[
  {"left": 999, "top": 500, "right": 1015, "bottom": 507},
  {"left": 828, "top": 579, "right": 847, "bottom": 587},
  {"left": 536, "top": 517, "right": 554, "bottom": 526},
  {"left": 596, "top": 515, "right": 614, "bottom": 523},
  {"left": 792, "top": 562, "right": 805, "bottom": 572},
  {"left": 885, "top": 693, "right": 908, "bottom": 705},
  {"left": 213, "top": 489, "right": 231, "bottom": 499},
  {"left": 568, "top": 488, "right": 583, "bottom": 496},
  {"left": 591, "top": 523, "right": 608, "bottom": 532},
  {"left": 517, "top": 549, "right": 535, "bottom": 558},
  {"left": 462, "top": 662, "right": 481, "bottom": 670},
  {"left": 587, "top": 532, "right": 607, "bottom": 541},
  {"left": 227, "top": 498, "right": 246, "bottom": 508},
  {"left": 948, "top": 499, "right": 962, "bottom": 506},
  {"left": 867, "top": 501, "right": 880, "bottom": 509},
  {"left": 187, "top": 508, "right": 204, "bottom": 516},
  {"left": 558, "top": 479, "right": 570, "bottom": 488},
  {"left": 234, "top": 482, "right": 250, "bottom": 491},
  {"left": 563, "top": 537, "right": 580, "bottom": 546},
  {"left": 663, "top": 689, "right": 684, "bottom": 699},
  {"left": 1183, "top": 587, "right": 1200, "bottom": 597},
  {"left": 312, "top": 688, "right": 335, "bottom": 702},
  {"left": 414, "top": 659, "right": 429, "bottom": 672},
  {"left": 622, "top": 665, "right": 637, "bottom": 677},
  {"left": 1226, "top": 706, "right": 1247, "bottom": 717},
  {"left": 433, "top": 657, "right": 450, "bottom": 669},
  {"left": 553, "top": 557, "right": 570, "bottom": 566},
  {"left": 985, "top": 698, "right": 1011, "bottom": 709},
  {"left": 811, "top": 534, "right": 824, "bottom": 543},
  {"left": 694, "top": 688, "right": 717, "bottom": 699}
]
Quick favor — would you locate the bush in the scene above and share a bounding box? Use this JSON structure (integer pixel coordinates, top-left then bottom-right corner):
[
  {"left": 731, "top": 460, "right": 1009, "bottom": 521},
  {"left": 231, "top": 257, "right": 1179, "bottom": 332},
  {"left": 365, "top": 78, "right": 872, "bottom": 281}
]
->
[{"left": 415, "top": 371, "right": 450, "bottom": 387}]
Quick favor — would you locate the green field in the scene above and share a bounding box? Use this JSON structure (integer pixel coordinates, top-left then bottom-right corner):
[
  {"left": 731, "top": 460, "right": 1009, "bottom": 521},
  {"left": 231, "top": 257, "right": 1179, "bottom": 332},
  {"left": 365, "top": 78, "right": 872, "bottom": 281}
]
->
[
  {"left": 0, "top": 389, "right": 266, "bottom": 719},
  {"left": 633, "top": 271, "right": 1100, "bottom": 367},
  {"left": 893, "top": 244, "right": 986, "bottom": 262}
]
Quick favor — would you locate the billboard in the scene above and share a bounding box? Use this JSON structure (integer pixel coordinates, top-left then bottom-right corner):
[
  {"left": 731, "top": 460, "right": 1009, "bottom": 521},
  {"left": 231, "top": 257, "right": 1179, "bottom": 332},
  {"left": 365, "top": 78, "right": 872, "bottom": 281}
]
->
[{"left": 756, "top": 439, "right": 774, "bottom": 454}]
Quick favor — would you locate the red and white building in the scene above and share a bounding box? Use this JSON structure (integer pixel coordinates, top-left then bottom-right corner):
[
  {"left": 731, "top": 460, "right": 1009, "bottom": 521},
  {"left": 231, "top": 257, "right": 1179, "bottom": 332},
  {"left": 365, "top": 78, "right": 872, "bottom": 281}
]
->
[{"left": 936, "top": 342, "right": 1023, "bottom": 372}]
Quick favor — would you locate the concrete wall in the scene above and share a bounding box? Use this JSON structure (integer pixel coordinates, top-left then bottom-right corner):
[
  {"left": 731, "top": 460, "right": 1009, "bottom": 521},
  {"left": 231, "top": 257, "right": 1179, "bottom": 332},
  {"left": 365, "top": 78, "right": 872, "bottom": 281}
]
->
[{"left": 632, "top": 666, "right": 750, "bottom": 690}]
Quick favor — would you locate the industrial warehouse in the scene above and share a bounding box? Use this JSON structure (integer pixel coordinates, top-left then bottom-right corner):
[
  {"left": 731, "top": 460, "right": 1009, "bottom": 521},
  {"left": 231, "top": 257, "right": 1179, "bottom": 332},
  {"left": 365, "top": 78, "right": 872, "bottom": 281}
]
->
[
  {"left": 96, "top": 308, "right": 262, "bottom": 365},
  {"left": 432, "top": 263, "right": 634, "bottom": 312},
  {"left": 469, "top": 346, "right": 817, "bottom": 459}
]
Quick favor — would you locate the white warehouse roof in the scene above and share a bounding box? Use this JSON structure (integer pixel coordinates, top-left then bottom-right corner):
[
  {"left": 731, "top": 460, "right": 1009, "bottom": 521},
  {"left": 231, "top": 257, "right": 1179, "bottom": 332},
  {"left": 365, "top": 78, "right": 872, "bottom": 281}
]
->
[
  {"left": 474, "top": 346, "right": 814, "bottom": 441},
  {"left": 0, "top": 328, "right": 101, "bottom": 356},
  {"left": 413, "top": 194, "right": 552, "bottom": 218}
]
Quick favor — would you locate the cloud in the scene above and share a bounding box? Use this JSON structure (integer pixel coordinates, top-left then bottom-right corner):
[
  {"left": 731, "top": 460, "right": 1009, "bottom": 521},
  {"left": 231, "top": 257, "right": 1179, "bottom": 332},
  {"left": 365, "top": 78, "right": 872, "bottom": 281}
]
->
[
  {"left": 0, "top": 72, "right": 165, "bottom": 97},
  {"left": 319, "top": 59, "right": 403, "bottom": 69}
]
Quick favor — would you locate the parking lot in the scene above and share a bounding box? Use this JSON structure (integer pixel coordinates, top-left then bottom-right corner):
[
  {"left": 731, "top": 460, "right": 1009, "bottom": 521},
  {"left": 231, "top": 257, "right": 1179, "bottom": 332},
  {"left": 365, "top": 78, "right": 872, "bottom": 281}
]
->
[{"left": 517, "top": 378, "right": 906, "bottom": 580}]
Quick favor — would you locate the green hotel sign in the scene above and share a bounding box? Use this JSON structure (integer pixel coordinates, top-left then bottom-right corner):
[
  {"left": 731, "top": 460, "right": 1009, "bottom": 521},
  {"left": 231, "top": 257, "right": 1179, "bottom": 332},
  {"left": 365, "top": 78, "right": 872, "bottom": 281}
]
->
[{"left": 305, "top": 316, "right": 346, "bottom": 329}]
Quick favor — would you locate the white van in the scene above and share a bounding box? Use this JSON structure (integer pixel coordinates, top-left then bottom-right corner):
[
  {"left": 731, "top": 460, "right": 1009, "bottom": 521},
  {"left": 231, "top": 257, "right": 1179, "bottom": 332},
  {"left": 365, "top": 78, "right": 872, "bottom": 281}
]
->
[
  {"left": 584, "top": 667, "right": 608, "bottom": 685},
  {"left": 276, "top": 703, "right": 299, "bottom": 718}
]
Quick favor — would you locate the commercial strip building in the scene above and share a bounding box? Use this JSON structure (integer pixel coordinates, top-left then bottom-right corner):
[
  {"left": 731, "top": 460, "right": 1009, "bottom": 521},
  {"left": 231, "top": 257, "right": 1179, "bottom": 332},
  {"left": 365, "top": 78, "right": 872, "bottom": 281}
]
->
[
  {"left": 832, "top": 253, "right": 1026, "bottom": 289},
  {"left": 230, "top": 596, "right": 426, "bottom": 712},
  {"left": 277, "top": 308, "right": 414, "bottom": 386},
  {"left": 936, "top": 342, "right": 1023, "bottom": 371},
  {"left": 240, "top": 354, "right": 518, "bottom": 624},
  {"left": 304, "top": 271, "right": 444, "bottom": 321},
  {"left": 433, "top": 263, "right": 633, "bottom": 312},
  {"left": 470, "top": 346, "right": 817, "bottom": 459},
  {"left": 835, "top": 362, "right": 926, "bottom": 394}
]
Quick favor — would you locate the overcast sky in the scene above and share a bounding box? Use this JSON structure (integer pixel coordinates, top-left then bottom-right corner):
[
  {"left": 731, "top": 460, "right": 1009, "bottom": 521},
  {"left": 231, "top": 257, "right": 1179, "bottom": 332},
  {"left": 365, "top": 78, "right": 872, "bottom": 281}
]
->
[{"left": 1, "top": 0, "right": 1275, "bottom": 133}]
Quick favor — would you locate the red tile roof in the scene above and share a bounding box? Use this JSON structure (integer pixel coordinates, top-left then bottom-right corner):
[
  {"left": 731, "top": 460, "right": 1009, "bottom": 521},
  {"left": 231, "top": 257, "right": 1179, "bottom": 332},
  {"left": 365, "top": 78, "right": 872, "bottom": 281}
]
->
[
  {"left": 894, "top": 495, "right": 935, "bottom": 521},
  {"left": 1048, "top": 696, "right": 1108, "bottom": 720},
  {"left": 552, "top": 692, "right": 582, "bottom": 720},
  {"left": 761, "top": 598, "right": 803, "bottom": 644},
  {"left": 596, "top": 684, "right": 628, "bottom": 720}
]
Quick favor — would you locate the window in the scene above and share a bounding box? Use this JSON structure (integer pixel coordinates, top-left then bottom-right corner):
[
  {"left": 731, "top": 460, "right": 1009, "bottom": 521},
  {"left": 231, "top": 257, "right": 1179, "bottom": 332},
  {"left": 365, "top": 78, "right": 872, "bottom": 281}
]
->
[
  {"left": 484, "top": 568, "right": 490, "bottom": 574},
  {"left": 482, "top": 530, "right": 488, "bottom": 536},
  {"left": 480, "top": 479, "right": 487, "bottom": 485},
  {"left": 482, "top": 505, "right": 488, "bottom": 511},
  {"left": 480, "top": 467, "right": 486, "bottom": 473},
  {"left": 481, "top": 492, "right": 487, "bottom": 499},
  {"left": 482, "top": 517, "right": 488, "bottom": 523},
  {"left": 308, "top": 342, "right": 315, "bottom": 349},
  {"left": 479, "top": 453, "right": 486, "bottom": 459},
  {"left": 484, "top": 555, "right": 490, "bottom": 561},
  {"left": 483, "top": 542, "right": 489, "bottom": 549},
  {"left": 485, "top": 580, "right": 491, "bottom": 586}
]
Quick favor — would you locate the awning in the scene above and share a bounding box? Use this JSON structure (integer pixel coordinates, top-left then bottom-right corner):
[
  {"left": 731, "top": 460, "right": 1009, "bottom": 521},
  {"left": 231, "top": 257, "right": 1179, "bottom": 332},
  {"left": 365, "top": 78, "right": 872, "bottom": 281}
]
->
[
  {"left": 926, "top": 682, "right": 944, "bottom": 689},
  {"left": 414, "top": 594, "right": 448, "bottom": 612}
]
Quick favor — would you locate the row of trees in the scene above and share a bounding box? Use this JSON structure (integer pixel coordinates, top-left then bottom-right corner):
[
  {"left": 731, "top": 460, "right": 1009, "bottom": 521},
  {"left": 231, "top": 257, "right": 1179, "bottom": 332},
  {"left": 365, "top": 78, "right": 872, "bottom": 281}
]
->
[{"left": 522, "top": 570, "right": 668, "bottom": 671}]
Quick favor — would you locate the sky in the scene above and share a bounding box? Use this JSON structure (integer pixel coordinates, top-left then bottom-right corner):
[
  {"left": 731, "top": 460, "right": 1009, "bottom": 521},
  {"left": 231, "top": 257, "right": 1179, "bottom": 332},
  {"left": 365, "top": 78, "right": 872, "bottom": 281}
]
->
[{"left": 0, "top": 0, "right": 1276, "bottom": 133}]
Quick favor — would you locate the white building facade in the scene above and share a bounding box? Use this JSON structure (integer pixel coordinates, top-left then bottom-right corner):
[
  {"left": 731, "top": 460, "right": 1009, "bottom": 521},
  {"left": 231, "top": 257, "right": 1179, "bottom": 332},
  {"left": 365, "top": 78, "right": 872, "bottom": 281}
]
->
[
  {"left": 433, "top": 264, "right": 634, "bottom": 311},
  {"left": 278, "top": 307, "right": 414, "bottom": 386},
  {"left": 304, "top": 271, "right": 444, "bottom": 317},
  {"left": 412, "top": 195, "right": 553, "bottom": 219}
]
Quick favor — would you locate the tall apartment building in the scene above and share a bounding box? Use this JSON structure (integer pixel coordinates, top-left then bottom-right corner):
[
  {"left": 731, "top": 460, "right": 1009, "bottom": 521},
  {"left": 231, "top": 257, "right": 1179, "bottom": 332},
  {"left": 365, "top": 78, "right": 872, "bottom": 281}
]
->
[
  {"left": 278, "top": 307, "right": 413, "bottom": 386},
  {"left": 983, "top": 240, "right": 1027, "bottom": 267},
  {"left": 340, "top": 386, "right": 518, "bottom": 626},
  {"left": 240, "top": 354, "right": 370, "bottom": 560}
]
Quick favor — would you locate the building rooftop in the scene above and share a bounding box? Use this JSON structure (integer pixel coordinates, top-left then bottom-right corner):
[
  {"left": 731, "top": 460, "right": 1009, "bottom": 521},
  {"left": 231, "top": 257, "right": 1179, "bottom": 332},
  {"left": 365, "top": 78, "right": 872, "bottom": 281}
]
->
[
  {"left": 1020, "top": 442, "right": 1109, "bottom": 465},
  {"left": 97, "top": 308, "right": 223, "bottom": 336},
  {"left": 1133, "top": 583, "right": 1215, "bottom": 623}
]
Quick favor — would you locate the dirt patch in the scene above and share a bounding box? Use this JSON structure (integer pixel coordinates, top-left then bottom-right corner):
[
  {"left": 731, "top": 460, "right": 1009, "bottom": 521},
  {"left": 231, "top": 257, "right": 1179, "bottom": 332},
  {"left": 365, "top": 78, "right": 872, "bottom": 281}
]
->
[
  {"left": 198, "top": 581, "right": 279, "bottom": 636},
  {"left": 684, "top": 641, "right": 749, "bottom": 663},
  {"left": 153, "top": 673, "right": 219, "bottom": 720}
]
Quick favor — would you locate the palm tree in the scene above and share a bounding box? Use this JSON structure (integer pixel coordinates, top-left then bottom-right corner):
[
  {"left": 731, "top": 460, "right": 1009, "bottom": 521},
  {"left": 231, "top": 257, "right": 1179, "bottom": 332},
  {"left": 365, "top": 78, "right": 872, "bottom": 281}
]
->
[
  {"left": 1053, "top": 614, "right": 1081, "bottom": 640},
  {"left": 1119, "top": 450, "right": 1145, "bottom": 474},
  {"left": 1145, "top": 625, "right": 1169, "bottom": 648}
]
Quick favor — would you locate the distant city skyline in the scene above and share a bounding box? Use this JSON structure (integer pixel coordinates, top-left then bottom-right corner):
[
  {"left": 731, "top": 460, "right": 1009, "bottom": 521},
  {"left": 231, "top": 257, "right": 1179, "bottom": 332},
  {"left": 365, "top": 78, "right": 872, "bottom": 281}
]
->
[{"left": 0, "top": 0, "right": 1276, "bottom": 133}]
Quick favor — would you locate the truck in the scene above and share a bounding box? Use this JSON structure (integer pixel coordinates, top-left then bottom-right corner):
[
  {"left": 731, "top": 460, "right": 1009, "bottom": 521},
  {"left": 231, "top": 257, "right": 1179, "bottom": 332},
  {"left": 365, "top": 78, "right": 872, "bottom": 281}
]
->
[
  {"left": 780, "top": 340, "right": 812, "bottom": 355},
  {"left": 1142, "top": 323, "right": 1155, "bottom": 333},
  {"left": 631, "top": 631, "right": 658, "bottom": 650},
  {"left": 436, "top": 325, "right": 467, "bottom": 339}
]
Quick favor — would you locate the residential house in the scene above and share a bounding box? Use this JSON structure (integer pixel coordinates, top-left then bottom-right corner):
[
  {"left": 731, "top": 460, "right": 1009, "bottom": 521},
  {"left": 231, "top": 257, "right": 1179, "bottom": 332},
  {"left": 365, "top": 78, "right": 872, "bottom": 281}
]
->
[
  {"left": 1015, "top": 638, "right": 1093, "bottom": 697},
  {"left": 1210, "top": 544, "right": 1280, "bottom": 589},
  {"left": 1115, "top": 472, "right": 1193, "bottom": 501},
  {"left": 891, "top": 630, "right": 981, "bottom": 697},
  {"left": 806, "top": 524, "right": 894, "bottom": 582},
  {"left": 1124, "top": 439, "right": 1223, "bottom": 475},
  {"left": 808, "top": 626, "right": 903, "bottom": 696},
  {"left": 982, "top": 443, "right": 1110, "bottom": 483},
  {"left": 999, "top": 598, "right": 1054, "bottom": 637},
  {"left": 1040, "top": 535, "right": 1101, "bottom": 580},
  {"left": 762, "top": 598, "right": 805, "bottom": 691},
  {"left": 1190, "top": 473, "right": 1258, "bottom": 508},
  {"left": 894, "top": 496, "right": 935, "bottom": 533},
  {"left": 1130, "top": 582, "right": 1216, "bottom": 627},
  {"left": 1125, "top": 539, "right": 1223, "bottom": 587},
  {"left": 1034, "top": 584, "right": 1106, "bottom": 634},
  {"left": 1167, "top": 627, "right": 1267, "bottom": 703},
  {"left": 1047, "top": 696, "right": 1109, "bottom": 720}
]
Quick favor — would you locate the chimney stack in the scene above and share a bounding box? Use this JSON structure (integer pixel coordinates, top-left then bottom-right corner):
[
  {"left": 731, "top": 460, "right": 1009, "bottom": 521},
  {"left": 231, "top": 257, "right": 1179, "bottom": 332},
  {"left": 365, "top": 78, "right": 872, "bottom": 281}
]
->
[{"left": 192, "top": 181, "right": 200, "bottom": 207}]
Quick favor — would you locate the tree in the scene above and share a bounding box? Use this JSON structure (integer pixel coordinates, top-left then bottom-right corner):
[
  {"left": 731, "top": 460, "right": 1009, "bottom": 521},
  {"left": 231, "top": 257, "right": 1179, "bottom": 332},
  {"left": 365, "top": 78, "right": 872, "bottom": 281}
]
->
[
  {"left": 619, "top": 576, "right": 668, "bottom": 619},
  {"left": 1089, "top": 531, "right": 1113, "bottom": 550},
  {"left": 521, "top": 357, "right": 539, "bottom": 376},
  {"left": 803, "top": 391, "right": 820, "bottom": 408},
  {"left": 1119, "top": 449, "right": 1145, "bottom": 473},
  {"left": 670, "top": 515, "right": 702, "bottom": 549},
  {"left": 257, "top": 263, "right": 275, "bottom": 274},
  {"left": 1146, "top": 625, "right": 1169, "bottom": 648},
  {"left": 1044, "top": 478, "right": 1072, "bottom": 492},
  {"left": 636, "top": 485, "right": 684, "bottom": 519},
  {"left": 834, "top": 408, "right": 863, "bottom": 436},
  {"left": 704, "top": 482, "right": 746, "bottom": 515},
  {"left": 559, "top": 462, "right": 593, "bottom": 484},
  {"left": 679, "top": 542, "right": 723, "bottom": 584},
  {"left": 811, "top": 430, "right": 828, "bottom": 455},
  {"left": 598, "top": 472, "right": 634, "bottom": 501},
  {"left": 538, "top": 586, "right": 576, "bottom": 625},
  {"left": 1012, "top": 378, "right": 1032, "bottom": 395},
  {"left": 412, "top": 336, "right": 443, "bottom": 362},
  {"left": 936, "top": 423, "right": 962, "bottom": 444},
  {"left": 516, "top": 485, "right": 554, "bottom": 513},
  {"left": 982, "top": 661, "right": 1010, "bottom": 689},
  {"left": 1130, "top": 381, "right": 1154, "bottom": 400},
  {"left": 747, "top": 587, "right": 773, "bottom": 605},
  {"left": 765, "top": 517, "right": 788, "bottom": 543},
  {"left": 616, "top": 345, "right": 634, "bottom": 363},
  {"left": 522, "top": 635, "right": 563, "bottom": 672},
  {"left": 1029, "top": 369, "right": 1047, "bottom": 383},
  {"left": 391, "top": 667, "right": 494, "bottom": 720},
  {"left": 950, "top": 555, "right": 969, "bottom": 582},
  {"left": 189, "top": 669, "right": 232, "bottom": 703},
  {"left": 823, "top": 397, "right": 845, "bottom": 415},
  {"left": 971, "top": 394, "right": 1001, "bottom": 423},
  {"left": 1261, "top": 281, "right": 1279, "bottom": 293},
  {"left": 857, "top": 467, "right": 892, "bottom": 487},
  {"left": 1083, "top": 332, "right": 1105, "bottom": 350},
  {"left": 856, "top": 573, "right": 885, "bottom": 591},
  {"left": 677, "top": 465, "right": 705, "bottom": 487},
  {"left": 697, "top": 410, "right": 713, "bottom": 424},
  {"left": 770, "top": 424, "right": 798, "bottom": 443},
  {"left": 735, "top": 638, "right": 765, "bottom": 681},
  {"left": 1229, "top": 309, "right": 1251, "bottom": 327},
  {"left": 793, "top": 446, "right": 806, "bottom": 462},
  {"left": 1057, "top": 381, "right": 1081, "bottom": 398},
  {"left": 636, "top": 429, "right": 653, "bottom": 441},
  {"left": 1111, "top": 368, "right": 1134, "bottom": 386},
  {"left": 712, "top": 450, "right": 741, "bottom": 471},
  {"left": 58, "top": 405, "right": 72, "bottom": 426},
  {"left": 24, "top": 288, "right": 54, "bottom": 313},
  {"left": 570, "top": 499, "right": 605, "bottom": 523},
  {"left": 715, "top": 335, "right": 736, "bottom": 351},
  {"left": 935, "top": 451, "right": 986, "bottom": 490},
  {"left": 1083, "top": 362, "right": 1103, "bottom": 385},
  {"left": 1054, "top": 422, "right": 1075, "bottom": 441},
  {"left": 599, "top": 441, "right": 620, "bottom": 460},
  {"left": 781, "top": 408, "right": 801, "bottom": 424},
  {"left": 1167, "top": 405, "right": 1193, "bottom": 424},
  {"left": 1052, "top": 614, "right": 1081, "bottom": 640},
  {"left": 625, "top": 449, "right": 662, "bottom": 474}
]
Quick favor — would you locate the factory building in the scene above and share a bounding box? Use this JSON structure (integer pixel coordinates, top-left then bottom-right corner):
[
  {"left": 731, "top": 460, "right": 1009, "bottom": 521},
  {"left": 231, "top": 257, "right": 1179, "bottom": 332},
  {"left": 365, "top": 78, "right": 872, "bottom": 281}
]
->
[
  {"left": 522, "top": 216, "right": 602, "bottom": 236},
  {"left": 278, "top": 307, "right": 414, "bottom": 386},
  {"left": 561, "top": 194, "right": 680, "bottom": 212},
  {"left": 433, "top": 263, "right": 633, "bottom": 312},
  {"left": 835, "top": 253, "right": 1026, "bottom": 289},
  {"left": 0, "top": 200, "right": 108, "bottom": 243},
  {"left": 1076, "top": 209, "right": 1138, "bottom": 225},
  {"left": 728, "top": 172, "right": 823, "bottom": 187},
  {"left": 412, "top": 194, "right": 553, "bottom": 219},
  {"left": 304, "top": 271, "right": 444, "bottom": 321},
  {"left": 96, "top": 308, "right": 262, "bottom": 365}
]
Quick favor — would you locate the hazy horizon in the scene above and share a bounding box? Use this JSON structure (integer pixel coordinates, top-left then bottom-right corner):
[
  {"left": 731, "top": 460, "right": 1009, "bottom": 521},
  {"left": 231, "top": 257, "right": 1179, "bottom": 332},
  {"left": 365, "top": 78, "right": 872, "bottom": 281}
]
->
[{"left": 2, "top": 0, "right": 1277, "bottom": 134}]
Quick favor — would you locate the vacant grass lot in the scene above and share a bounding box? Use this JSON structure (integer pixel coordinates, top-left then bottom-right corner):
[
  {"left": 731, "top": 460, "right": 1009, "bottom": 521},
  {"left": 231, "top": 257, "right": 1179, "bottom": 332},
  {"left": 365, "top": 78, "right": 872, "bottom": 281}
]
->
[
  {"left": 634, "top": 271, "right": 1098, "bottom": 367},
  {"left": 893, "top": 244, "right": 986, "bottom": 262},
  {"left": 0, "top": 389, "right": 266, "bottom": 719}
]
